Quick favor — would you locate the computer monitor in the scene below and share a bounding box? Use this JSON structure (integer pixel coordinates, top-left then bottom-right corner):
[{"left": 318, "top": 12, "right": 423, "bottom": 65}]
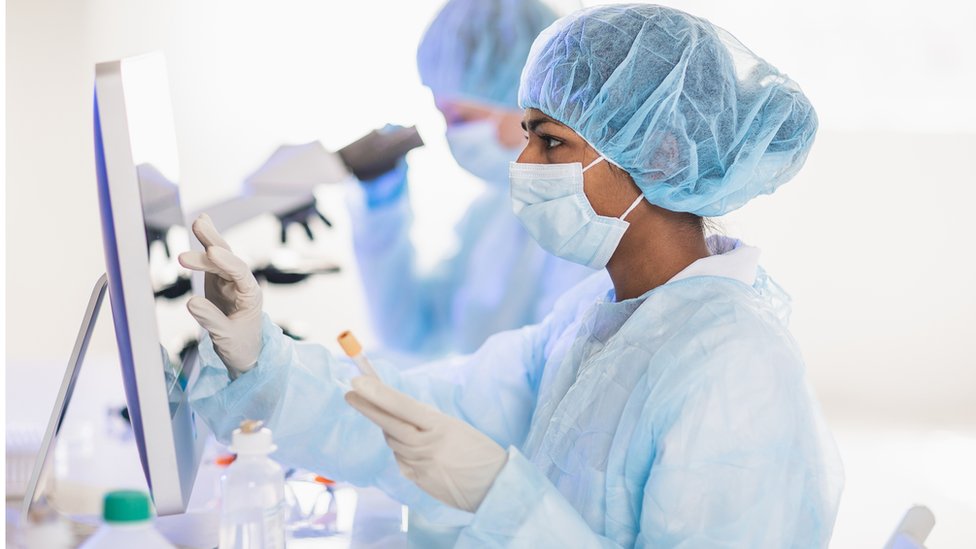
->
[{"left": 92, "top": 52, "right": 207, "bottom": 515}]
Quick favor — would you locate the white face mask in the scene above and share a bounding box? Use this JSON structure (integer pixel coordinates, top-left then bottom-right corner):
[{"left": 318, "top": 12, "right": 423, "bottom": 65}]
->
[
  {"left": 446, "top": 120, "right": 523, "bottom": 186},
  {"left": 509, "top": 156, "right": 644, "bottom": 269}
]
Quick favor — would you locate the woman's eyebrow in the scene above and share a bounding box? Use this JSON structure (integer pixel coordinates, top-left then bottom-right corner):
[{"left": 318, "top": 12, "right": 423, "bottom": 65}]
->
[{"left": 521, "top": 118, "right": 560, "bottom": 134}]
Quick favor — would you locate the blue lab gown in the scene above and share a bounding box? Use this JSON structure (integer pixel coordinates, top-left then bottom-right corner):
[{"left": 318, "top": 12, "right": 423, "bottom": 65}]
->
[
  {"left": 347, "top": 169, "right": 595, "bottom": 358},
  {"left": 189, "top": 237, "right": 843, "bottom": 547}
]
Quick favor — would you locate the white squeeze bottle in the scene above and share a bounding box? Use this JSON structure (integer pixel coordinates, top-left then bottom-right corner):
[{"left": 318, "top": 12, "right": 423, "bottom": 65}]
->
[
  {"left": 79, "top": 490, "right": 176, "bottom": 549},
  {"left": 219, "top": 420, "right": 287, "bottom": 549}
]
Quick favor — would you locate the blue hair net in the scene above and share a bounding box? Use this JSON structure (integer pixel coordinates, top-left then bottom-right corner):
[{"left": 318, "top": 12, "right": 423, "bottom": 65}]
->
[
  {"left": 417, "top": 0, "right": 559, "bottom": 109},
  {"left": 519, "top": 4, "right": 818, "bottom": 216}
]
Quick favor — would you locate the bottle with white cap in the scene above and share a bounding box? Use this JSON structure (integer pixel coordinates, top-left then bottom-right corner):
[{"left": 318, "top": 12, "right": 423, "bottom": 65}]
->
[
  {"left": 78, "top": 490, "right": 176, "bottom": 549},
  {"left": 218, "top": 420, "right": 286, "bottom": 549}
]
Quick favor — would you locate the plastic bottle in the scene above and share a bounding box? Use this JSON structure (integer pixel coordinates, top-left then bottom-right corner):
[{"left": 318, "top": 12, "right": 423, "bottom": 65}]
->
[
  {"left": 78, "top": 490, "right": 176, "bottom": 549},
  {"left": 219, "top": 420, "right": 286, "bottom": 549}
]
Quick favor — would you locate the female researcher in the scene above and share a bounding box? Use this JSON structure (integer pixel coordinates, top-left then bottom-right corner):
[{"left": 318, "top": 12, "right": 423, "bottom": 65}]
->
[
  {"left": 350, "top": 0, "right": 593, "bottom": 359},
  {"left": 183, "top": 4, "right": 843, "bottom": 546}
]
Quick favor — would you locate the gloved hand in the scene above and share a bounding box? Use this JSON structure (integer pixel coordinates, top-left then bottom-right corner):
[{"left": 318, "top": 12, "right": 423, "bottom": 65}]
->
[
  {"left": 360, "top": 159, "right": 408, "bottom": 209},
  {"left": 345, "top": 375, "right": 508, "bottom": 512},
  {"left": 178, "top": 214, "right": 263, "bottom": 378}
]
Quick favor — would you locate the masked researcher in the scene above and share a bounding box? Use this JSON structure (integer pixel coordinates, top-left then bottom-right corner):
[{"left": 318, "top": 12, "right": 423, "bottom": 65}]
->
[
  {"left": 182, "top": 4, "right": 843, "bottom": 547},
  {"left": 349, "top": 0, "right": 594, "bottom": 358}
]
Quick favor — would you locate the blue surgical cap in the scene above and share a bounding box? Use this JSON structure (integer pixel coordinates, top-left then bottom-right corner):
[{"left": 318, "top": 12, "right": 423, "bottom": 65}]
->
[
  {"left": 417, "top": 0, "right": 559, "bottom": 109},
  {"left": 519, "top": 4, "right": 818, "bottom": 216}
]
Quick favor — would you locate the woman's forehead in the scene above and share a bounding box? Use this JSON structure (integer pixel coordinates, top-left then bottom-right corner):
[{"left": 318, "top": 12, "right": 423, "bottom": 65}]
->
[
  {"left": 523, "top": 108, "right": 551, "bottom": 121},
  {"left": 523, "top": 108, "right": 570, "bottom": 131}
]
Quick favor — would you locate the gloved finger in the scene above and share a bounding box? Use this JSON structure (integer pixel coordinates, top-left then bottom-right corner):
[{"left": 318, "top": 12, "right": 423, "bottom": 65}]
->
[
  {"left": 179, "top": 251, "right": 233, "bottom": 281},
  {"left": 384, "top": 433, "right": 426, "bottom": 461},
  {"left": 186, "top": 296, "right": 230, "bottom": 335},
  {"left": 396, "top": 459, "right": 419, "bottom": 483},
  {"left": 207, "top": 247, "right": 259, "bottom": 296},
  {"left": 350, "top": 376, "right": 439, "bottom": 430},
  {"left": 387, "top": 421, "right": 439, "bottom": 449},
  {"left": 206, "top": 275, "right": 238, "bottom": 304},
  {"left": 395, "top": 456, "right": 440, "bottom": 491},
  {"left": 191, "top": 214, "right": 232, "bottom": 251},
  {"left": 402, "top": 458, "right": 469, "bottom": 512},
  {"left": 345, "top": 391, "right": 420, "bottom": 442},
  {"left": 345, "top": 391, "right": 423, "bottom": 442}
]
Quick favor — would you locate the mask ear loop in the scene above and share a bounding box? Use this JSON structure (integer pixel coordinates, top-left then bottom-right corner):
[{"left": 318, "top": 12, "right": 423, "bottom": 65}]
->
[
  {"left": 582, "top": 154, "right": 642, "bottom": 220},
  {"left": 619, "top": 194, "right": 644, "bottom": 221},
  {"left": 582, "top": 156, "right": 605, "bottom": 172}
]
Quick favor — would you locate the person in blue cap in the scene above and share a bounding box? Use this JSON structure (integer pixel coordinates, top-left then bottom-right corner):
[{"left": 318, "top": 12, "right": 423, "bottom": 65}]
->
[
  {"left": 182, "top": 4, "right": 843, "bottom": 546},
  {"left": 349, "top": 0, "right": 593, "bottom": 359}
]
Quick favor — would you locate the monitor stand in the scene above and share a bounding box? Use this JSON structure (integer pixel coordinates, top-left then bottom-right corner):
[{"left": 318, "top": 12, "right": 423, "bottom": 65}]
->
[{"left": 21, "top": 274, "right": 108, "bottom": 523}]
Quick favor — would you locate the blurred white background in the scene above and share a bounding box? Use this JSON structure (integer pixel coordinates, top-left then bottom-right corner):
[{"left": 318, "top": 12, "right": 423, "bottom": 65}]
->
[{"left": 6, "top": 0, "right": 975, "bottom": 546}]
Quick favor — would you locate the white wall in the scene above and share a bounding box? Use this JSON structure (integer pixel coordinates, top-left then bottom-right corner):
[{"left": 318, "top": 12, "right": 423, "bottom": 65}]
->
[{"left": 6, "top": 0, "right": 976, "bottom": 544}]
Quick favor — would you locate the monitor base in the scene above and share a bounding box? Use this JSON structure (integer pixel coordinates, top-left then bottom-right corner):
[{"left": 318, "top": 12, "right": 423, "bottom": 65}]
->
[{"left": 21, "top": 274, "right": 108, "bottom": 524}]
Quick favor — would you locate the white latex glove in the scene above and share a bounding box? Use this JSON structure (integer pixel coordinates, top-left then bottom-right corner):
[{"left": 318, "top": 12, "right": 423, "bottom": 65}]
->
[
  {"left": 345, "top": 376, "right": 508, "bottom": 512},
  {"left": 178, "top": 214, "right": 263, "bottom": 377}
]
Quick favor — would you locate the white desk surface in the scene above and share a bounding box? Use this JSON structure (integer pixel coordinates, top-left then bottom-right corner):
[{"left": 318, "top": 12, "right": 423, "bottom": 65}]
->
[{"left": 6, "top": 354, "right": 408, "bottom": 548}]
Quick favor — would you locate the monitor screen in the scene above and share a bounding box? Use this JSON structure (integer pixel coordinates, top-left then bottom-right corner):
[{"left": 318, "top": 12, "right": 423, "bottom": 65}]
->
[
  {"left": 120, "top": 55, "right": 199, "bottom": 413},
  {"left": 93, "top": 52, "right": 206, "bottom": 513}
]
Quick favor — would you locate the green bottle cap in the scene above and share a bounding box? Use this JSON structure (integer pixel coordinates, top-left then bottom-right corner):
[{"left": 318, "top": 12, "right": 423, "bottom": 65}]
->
[{"left": 102, "top": 490, "right": 152, "bottom": 523}]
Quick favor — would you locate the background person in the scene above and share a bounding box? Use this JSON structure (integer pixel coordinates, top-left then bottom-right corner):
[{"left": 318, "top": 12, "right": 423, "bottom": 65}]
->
[{"left": 348, "top": 0, "right": 594, "bottom": 359}]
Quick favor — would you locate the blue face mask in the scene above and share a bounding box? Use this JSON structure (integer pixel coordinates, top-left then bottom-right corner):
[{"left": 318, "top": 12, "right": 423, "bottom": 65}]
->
[
  {"left": 509, "top": 156, "right": 644, "bottom": 269},
  {"left": 446, "top": 120, "right": 523, "bottom": 186}
]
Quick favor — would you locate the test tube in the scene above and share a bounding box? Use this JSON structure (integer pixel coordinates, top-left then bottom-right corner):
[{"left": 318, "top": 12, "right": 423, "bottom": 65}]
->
[{"left": 337, "top": 331, "right": 378, "bottom": 378}]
